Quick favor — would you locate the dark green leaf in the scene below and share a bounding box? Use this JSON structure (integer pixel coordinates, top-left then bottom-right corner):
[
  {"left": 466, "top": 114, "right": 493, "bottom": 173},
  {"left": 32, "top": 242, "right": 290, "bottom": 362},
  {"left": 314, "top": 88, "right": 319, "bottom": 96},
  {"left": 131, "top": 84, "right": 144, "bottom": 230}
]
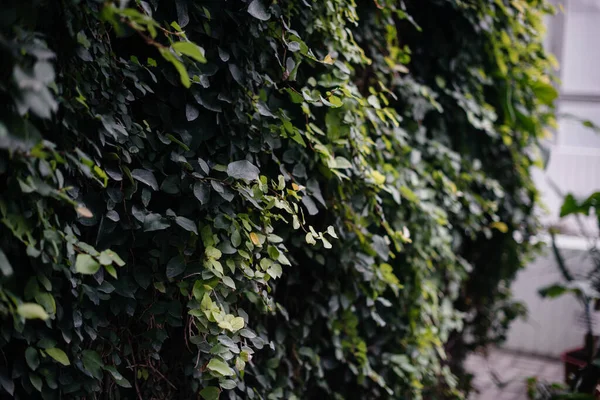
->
[
  {"left": 226, "top": 160, "right": 259, "bottom": 181},
  {"left": 25, "top": 347, "right": 39, "bottom": 371},
  {"left": 144, "top": 213, "right": 170, "bottom": 232},
  {"left": 175, "top": 216, "right": 198, "bottom": 234},
  {"left": 132, "top": 169, "right": 158, "bottom": 191},
  {"left": 200, "top": 386, "right": 220, "bottom": 400},
  {"left": 193, "top": 182, "right": 210, "bottom": 205},
  {"left": 82, "top": 350, "right": 104, "bottom": 380},
  {"left": 166, "top": 255, "right": 186, "bottom": 278},
  {"left": 29, "top": 373, "right": 42, "bottom": 392}
]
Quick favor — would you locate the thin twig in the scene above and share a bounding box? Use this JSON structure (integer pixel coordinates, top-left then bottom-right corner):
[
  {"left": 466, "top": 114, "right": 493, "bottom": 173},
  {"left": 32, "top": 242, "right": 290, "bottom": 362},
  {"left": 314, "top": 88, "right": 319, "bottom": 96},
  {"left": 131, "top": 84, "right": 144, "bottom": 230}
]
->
[
  {"left": 127, "top": 337, "right": 143, "bottom": 400},
  {"left": 146, "top": 363, "right": 177, "bottom": 390}
]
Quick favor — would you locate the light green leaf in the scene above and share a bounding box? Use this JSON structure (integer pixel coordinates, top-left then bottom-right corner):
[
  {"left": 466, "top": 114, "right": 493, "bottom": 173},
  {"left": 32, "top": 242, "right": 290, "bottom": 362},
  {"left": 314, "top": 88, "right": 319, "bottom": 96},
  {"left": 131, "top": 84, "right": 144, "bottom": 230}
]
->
[
  {"left": 230, "top": 317, "right": 245, "bottom": 332},
  {"left": 207, "top": 358, "right": 235, "bottom": 376},
  {"left": 0, "top": 249, "right": 13, "bottom": 276},
  {"left": 75, "top": 254, "right": 100, "bottom": 275},
  {"left": 205, "top": 246, "right": 222, "bottom": 260},
  {"left": 45, "top": 348, "right": 70, "bottom": 366},
  {"left": 172, "top": 41, "right": 207, "bottom": 63},
  {"left": 332, "top": 156, "right": 352, "bottom": 169},
  {"left": 531, "top": 80, "right": 558, "bottom": 106},
  {"left": 266, "top": 263, "right": 282, "bottom": 279},
  {"left": 17, "top": 303, "right": 49, "bottom": 320},
  {"left": 222, "top": 276, "right": 236, "bottom": 289},
  {"left": 98, "top": 249, "right": 125, "bottom": 266},
  {"left": 104, "top": 264, "right": 118, "bottom": 279},
  {"left": 220, "top": 379, "right": 237, "bottom": 390},
  {"left": 327, "top": 226, "right": 338, "bottom": 238}
]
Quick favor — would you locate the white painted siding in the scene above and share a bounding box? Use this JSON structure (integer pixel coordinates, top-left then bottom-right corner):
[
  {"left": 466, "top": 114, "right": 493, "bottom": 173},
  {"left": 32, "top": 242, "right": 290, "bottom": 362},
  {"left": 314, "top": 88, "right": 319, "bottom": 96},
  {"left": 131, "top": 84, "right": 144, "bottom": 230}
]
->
[{"left": 504, "top": 236, "right": 597, "bottom": 357}]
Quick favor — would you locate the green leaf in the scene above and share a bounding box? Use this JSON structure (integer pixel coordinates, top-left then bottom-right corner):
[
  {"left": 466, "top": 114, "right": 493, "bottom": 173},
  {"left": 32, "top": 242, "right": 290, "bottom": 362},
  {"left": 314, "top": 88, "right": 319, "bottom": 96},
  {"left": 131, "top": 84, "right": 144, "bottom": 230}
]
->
[
  {"left": 248, "top": 0, "right": 270, "bottom": 21},
  {"left": 159, "top": 47, "right": 190, "bottom": 88},
  {"left": 131, "top": 169, "right": 158, "bottom": 190},
  {"left": 222, "top": 276, "right": 236, "bottom": 289},
  {"left": 332, "top": 156, "right": 352, "bottom": 169},
  {"left": 531, "top": 80, "right": 558, "bottom": 106},
  {"left": 230, "top": 317, "right": 245, "bottom": 332},
  {"left": 144, "top": 213, "right": 170, "bottom": 232},
  {"left": 82, "top": 350, "right": 104, "bottom": 380},
  {"left": 104, "top": 264, "right": 118, "bottom": 279},
  {"left": 34, "top": 292, "right": 56, "bottom": 314},
  {"left": 105, "top": 366, "right": 132, "bottom": 388},
  {"left": 176, "top": 216, "right": 198, "bottom": 235},
  {"left": 226, "top": 160, "right": 260, "bottom": 181},
  {"left": 17, "top": 303, "right": 49, "bottom": 320},
  {"left": 200, "top": 386, "right": 220, "bottom": 400},
  {"left": 266, "top": 263, "right": 282, "bottom": 279},
  {"left": 231, "top": 229, "right": 241, "bottom": 247},
  {"left": 161, "top": 174, "right": 181, "bottom": 193},
  {"left": 205, "top": 246, "right": 222, "bottom": 260},
  {"left": 45, "top": 348, "right": 70, "bottom": 366},
  {"left": 29, "top": 373, "right": 42, "bottom": 392},
  {"left": 99, "top": 249, "right": 125, "bottom": 266},
  {"left": 0, "top": 249, "right": 13, "bottom": 276},
  {"left": 75, "top": 254, "right": 101, "bottom": 275},
  {"left": 0, "top": 371, "right": 14, "bottom": 395},
  {"left": 26, "top": 347, "right": 39, "bottom": 370},
  {"left": 166, "top": 255, "right": 186, "bottom": 278},
  {"left": 400, "top": 186, "right": 419, "bottom": 203},
  {"left": 172, "top": 41, "right": 207, "bottom": 63},
  {"left": 207, "top": 358, "right": 235, "bottom": 376},
  {"left": 193, "top": 182, "right": 210, "bottom": 205},
  {"left": 154, "top": 282, "right": 166, "bottom": 293}
]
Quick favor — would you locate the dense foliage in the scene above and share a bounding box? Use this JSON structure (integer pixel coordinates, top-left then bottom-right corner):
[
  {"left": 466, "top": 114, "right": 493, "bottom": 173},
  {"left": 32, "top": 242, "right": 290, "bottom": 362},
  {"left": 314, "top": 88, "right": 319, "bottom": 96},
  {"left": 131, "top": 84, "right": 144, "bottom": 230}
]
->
[{"left": 0, "top": 0, "right": 556, "bottom": 398}]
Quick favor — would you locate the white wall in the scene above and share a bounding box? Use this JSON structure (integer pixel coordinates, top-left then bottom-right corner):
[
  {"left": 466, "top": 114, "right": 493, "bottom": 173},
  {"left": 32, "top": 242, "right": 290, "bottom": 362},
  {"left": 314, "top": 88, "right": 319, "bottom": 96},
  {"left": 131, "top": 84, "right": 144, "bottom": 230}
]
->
[{"left": 504, "top": 236, "right": 597, "bottom": 357}]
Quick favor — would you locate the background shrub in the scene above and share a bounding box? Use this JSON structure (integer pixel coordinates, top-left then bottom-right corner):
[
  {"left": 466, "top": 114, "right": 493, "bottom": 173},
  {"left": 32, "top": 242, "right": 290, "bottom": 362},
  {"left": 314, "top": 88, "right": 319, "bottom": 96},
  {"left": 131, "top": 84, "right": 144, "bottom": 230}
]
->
[{"left": 0, "top": 0, "right": 555, "bottom": 398}]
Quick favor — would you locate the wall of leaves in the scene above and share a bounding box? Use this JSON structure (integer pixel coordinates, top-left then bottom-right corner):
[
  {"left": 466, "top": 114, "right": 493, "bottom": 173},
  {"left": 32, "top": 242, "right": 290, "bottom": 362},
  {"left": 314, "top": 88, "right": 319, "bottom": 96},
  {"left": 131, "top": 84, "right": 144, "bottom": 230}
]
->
[{"left": 0, "top": 0, "right": 556, "bottom": 398}]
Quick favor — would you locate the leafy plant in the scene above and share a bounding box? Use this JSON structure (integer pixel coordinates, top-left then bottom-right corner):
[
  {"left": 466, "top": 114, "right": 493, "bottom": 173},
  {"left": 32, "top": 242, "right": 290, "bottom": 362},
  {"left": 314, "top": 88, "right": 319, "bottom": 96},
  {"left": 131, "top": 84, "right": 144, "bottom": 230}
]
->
[
  {"left": 0, "top": 0, "right": 555, "bottom": 399},
  {"left": 536, "top": 188, "right": 600, "bottom": 397}
]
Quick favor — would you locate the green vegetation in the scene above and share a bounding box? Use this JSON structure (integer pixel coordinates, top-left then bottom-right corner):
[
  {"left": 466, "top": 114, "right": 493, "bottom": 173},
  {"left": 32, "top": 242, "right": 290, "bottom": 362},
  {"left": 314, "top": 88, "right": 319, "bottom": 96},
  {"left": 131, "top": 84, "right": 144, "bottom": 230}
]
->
[{"left": 0, "top": 0, "right": 556, "bottom": 398}]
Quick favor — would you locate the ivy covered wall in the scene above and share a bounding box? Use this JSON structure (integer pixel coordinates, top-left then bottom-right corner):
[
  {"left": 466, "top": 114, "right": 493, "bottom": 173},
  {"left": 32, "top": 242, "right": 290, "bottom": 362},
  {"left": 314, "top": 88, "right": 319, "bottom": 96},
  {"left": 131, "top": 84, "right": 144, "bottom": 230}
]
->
[{"left": 0, "top": 0, "right": 556, "bottom": 399}]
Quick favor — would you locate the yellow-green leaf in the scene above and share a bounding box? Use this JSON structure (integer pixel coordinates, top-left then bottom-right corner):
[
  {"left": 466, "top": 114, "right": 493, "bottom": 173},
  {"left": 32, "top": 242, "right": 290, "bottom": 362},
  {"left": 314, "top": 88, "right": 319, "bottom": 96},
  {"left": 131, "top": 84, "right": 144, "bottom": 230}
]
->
[
  {"left": 172, "top": 41, "right": 207, "bottom": 63},
  {"left": 45, "top": 348, "right": 70, "bottom": 366},
  {"left": 17, "top": 303, "right": 49, "bottom": 320}
]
